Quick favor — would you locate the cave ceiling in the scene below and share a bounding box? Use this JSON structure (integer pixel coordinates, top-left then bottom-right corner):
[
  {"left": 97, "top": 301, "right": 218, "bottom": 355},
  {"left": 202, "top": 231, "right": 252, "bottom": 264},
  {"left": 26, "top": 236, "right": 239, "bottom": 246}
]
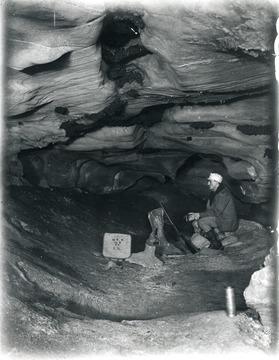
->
[{"left": 4, "top": 0, "right": 278, "bottom": 204}]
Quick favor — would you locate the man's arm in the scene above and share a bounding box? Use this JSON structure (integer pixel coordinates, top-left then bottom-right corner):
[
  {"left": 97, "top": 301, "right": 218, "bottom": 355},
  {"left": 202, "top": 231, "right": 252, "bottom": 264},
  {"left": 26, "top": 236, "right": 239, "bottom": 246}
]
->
[
  {"left": 199, "top": 200, "right": 213, "bottom": 218},
  {"left": 188, "top": 201, "right": 212, "bottom": 220}
]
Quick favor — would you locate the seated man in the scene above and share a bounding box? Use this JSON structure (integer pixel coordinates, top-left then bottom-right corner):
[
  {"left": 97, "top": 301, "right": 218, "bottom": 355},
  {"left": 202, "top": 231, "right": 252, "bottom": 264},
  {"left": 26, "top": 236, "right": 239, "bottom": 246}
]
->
[{"left": 186, "top": 173, "right": 238, "bottom": 250}]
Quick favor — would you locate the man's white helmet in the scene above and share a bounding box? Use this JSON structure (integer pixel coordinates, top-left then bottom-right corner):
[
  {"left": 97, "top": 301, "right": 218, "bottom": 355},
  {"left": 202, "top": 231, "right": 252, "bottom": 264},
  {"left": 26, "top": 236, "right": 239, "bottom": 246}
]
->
[{"left": 207, "top": 173, "right": 223, "bottom": 183}]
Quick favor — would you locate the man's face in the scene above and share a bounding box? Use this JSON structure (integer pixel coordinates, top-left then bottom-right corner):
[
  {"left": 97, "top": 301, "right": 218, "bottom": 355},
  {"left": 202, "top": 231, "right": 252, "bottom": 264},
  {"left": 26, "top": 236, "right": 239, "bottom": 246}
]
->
[{"left": 208, "top": 179, "right": 218, "bottom": 191}]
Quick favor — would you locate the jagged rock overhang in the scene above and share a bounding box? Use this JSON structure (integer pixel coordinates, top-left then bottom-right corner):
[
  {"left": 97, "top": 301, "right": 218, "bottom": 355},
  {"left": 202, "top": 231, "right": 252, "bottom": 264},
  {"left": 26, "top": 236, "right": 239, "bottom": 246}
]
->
[{"left": 4, "top": 0, "right": 278, "bottom": 212}]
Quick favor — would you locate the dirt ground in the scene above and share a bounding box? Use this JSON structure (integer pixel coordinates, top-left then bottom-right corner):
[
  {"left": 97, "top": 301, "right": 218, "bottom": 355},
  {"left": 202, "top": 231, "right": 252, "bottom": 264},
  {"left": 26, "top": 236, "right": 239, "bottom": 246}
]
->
[{"left": 1, "top": 184, "right": 277, "bottom": 358}]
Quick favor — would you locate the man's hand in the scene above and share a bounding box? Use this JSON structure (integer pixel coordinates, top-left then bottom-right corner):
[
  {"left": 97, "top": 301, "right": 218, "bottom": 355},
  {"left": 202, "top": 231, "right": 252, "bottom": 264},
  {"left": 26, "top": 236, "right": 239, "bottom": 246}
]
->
[{"left": 187, "top": 212, "right": 200, "bottom": 221}]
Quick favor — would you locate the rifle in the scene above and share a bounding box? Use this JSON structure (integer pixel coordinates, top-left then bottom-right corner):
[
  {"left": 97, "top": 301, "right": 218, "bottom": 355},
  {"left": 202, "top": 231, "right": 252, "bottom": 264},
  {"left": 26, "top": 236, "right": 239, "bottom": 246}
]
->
[{"left": 159, "top": 202, "right": 199, "bottom": 254}]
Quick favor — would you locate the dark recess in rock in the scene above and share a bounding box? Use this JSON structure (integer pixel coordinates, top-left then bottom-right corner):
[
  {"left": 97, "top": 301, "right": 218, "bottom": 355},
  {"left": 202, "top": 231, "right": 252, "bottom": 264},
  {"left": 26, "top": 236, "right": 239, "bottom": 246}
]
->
[
  {"left": 89, "top": 98, "right": 127, "bottom": 118},
  {"left": 9, "top": 102, "right": 51, "bottom": 119},
  {"left": 108, "top": 63, "right": 144, "bottom": 87},
  {"left": 138, "top": 148, "right": 164, "bottom": 154},
  {"left": 102, "top": 43, "right": 152, "bottom": 65},
  {"left": 264, "top": 148, "right": 273, "bottom": 159},
  {"left": 19, "top": 155, "right": 43, "bottom": 186},
  {"left": 60, "top": 98, "right": 128, "bottom": 137},
  {"left": 55, "top": 106, "right": 69, "bottom": 115},
  {"left": 236, "top": 124, "right": 273, "bottom": 135},
  {"left": 99, "top": 11, "right": 151, "bottom": 89},
  {"left": 100, "top": 102, "right": 174, "bottom": 129},
  {"left": 100, "top": 11, "right": 144, "bottom": 49},
  {"left": 189, "top": 122, "right": 214, "bottom": 129},
  {"left": 60, "top": 101, "right": 175, "bottom": 139},
  {"left": 126, "top": 89, "right": 140, "bottom": 98},
  {"left": 200, "top": 153, "right": 224, "bottom": 163},
  {"left": 182, "top": 86, "right": 271, "bottom": 107},
  {"left": 133, "top": 104, "right": 176, "bottom": 128},
  {"left": 65, "top": 300, "right": 129, "bottom": 322},
  {"left": 30, "top": 247, "right": 82, "bottom": 279},
  {"left": 21, "top": 52, "right": 72, "bottom": 75},
  {"left": 60, "top": 120, "right": 97, "bottom": 138},
  {"left": 187, "top": 136, "right": 192, "bottom": 141},
  {"left": 175, "top": 154, "right": 202, "bottom": 177}
]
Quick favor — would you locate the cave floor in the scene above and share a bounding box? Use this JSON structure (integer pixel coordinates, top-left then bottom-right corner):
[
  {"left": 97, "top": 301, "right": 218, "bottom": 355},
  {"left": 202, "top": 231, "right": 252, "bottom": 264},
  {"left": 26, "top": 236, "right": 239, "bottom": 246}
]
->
[{"left": 1, "top": 184, "right": 276, "bottom": 357}]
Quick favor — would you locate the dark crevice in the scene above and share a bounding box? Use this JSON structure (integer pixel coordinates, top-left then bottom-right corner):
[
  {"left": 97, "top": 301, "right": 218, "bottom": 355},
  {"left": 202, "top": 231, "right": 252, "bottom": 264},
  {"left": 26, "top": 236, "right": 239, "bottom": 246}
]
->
[
  {"left": 86, "top": 97, "right": 127, "bottom": 118},
  {"left": 100, "top": 11, "right": 144, "bottom": 49},
  {"left": 264, "top": 148, "right": 274, "bottom": 159},
  {"left": 99, "top": 11, "right": 151, "bottom": 89},
  {"left": 164, "top": 85, "right": 271, "bottom": 107},
  {"left": 18, "top": 142, "right": 57, "bottom": 158},
  {"left": 107, "top": 63, "right": 145, "bottom": 88},
  {"left": 185, "top": 84, "right": 272, "bottom": 97},
  {"left": 59, "top": 86, "right": 272, "bottom": 145},
  {"left": 126, "top": 89, "right": 140, "bottom": 98},
  {"left": 236, "top": 124, "right": 274, "bottom": 135},
  {"left": 102, "top": 43, "right": 152, "bottom": 65},
  {"left": 29, "top": 247, "right": 81, "bottom": 279},
  {"left": 60, "top": 98, "right": 128, "bottom": 138},
  {"left": 190, "top": 122, "right": 214, "bottom": 130},
  {"left": 55, "top": 106, "right": 69, "bottom": 115},
  {"left": 130, "top": 103, "right": 175, "bottom": 128},
  {"left": 21, "top": 52, "right": 72, "bottom": 75},
  {"left": 179, "top": 85, "right": 272, "bottom": 107},
  {"left": 8, "top": 102, "right": 52, "bottom": 119},
  {"left": 65, "top": 300, "right": 157, "bottom": 322},
  {"left": 59, "top": 101, "right": 174, "bottom": 141},
  {"left": 8, "top": 84, "right": 271, "bottom": 123}
]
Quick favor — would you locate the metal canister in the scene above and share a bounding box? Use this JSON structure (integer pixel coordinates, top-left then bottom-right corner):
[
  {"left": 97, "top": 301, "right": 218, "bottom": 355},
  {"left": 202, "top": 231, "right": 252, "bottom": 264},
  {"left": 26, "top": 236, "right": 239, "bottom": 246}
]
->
[{"left": 226, "top": 286, "right": 236, "bottom": 317}]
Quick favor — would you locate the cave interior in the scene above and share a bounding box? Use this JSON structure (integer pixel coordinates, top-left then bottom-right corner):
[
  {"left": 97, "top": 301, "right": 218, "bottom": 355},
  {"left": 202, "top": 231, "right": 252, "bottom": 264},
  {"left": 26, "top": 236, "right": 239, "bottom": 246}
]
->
[{"left": 2, "top": 0, "right": 279, "bottom": 356}]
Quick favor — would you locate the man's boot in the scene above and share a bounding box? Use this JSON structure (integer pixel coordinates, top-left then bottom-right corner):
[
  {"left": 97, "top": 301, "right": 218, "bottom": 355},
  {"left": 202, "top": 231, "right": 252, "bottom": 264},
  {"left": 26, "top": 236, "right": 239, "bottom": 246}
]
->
[
  {"left": 205, "top": 229, "right": 224, "bottom": 250},
  {"left": 214, "top": 228, "right": 226, "bottom": 241}
]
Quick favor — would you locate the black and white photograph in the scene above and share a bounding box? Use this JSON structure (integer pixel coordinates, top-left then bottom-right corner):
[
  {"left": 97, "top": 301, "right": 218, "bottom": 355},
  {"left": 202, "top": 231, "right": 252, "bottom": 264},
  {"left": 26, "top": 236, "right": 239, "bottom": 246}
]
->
[{"left": 1, "top": 0, "right": 278, "bottom": 358}]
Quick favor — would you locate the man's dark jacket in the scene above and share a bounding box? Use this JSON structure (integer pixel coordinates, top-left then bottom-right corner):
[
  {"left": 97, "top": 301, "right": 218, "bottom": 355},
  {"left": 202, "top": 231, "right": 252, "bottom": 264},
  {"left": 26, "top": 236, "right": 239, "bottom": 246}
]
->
[{"left": 199, "top": 184, "right": 238, "bottom": 232}]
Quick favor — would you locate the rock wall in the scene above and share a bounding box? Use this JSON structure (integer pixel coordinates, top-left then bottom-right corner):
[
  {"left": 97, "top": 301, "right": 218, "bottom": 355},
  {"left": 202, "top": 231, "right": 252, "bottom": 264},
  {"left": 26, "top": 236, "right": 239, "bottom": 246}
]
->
[{"left": 244, "top": 245, "right": 278, "bottom": 334}]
